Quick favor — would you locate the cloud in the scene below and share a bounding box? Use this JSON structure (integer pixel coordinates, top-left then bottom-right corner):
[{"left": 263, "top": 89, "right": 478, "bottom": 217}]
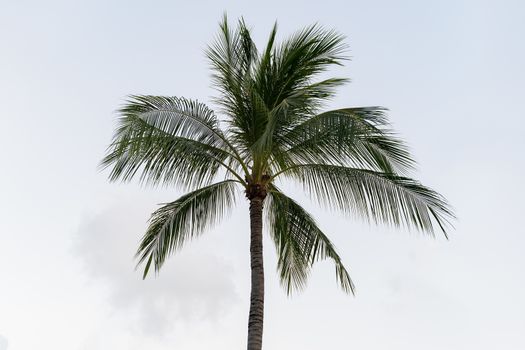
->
[
  {"left": 73, "top": 196, "right": 238, "bottom": 335},
  {"left": 0, "top": 335, "right": 7, "bottom": 350}
]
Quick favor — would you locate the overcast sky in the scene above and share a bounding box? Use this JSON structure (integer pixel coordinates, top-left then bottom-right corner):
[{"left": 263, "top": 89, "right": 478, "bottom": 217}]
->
[{"left": 1, "top": 0, "right": 524, "bottom": 349}]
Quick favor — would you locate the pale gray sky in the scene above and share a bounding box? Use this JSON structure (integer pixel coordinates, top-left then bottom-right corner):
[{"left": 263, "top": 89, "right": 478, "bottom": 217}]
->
[{"left": 1, "top": 0, "right": 524, "bottom": 349}]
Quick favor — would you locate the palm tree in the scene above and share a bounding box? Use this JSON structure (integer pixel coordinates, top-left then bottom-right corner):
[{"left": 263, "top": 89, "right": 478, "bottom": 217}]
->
[{"left": 101, "top": 17, "right": 454, "bottom": 350}]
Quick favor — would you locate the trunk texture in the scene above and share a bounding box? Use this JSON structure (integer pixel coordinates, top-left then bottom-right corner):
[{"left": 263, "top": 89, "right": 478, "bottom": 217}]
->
[{"left": 247, "top": 197, "right": 265, "bottom": 350}]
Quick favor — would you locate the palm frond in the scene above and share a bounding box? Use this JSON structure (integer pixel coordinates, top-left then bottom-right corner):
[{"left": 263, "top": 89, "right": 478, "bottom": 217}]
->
[
  {"left": 207, "top": 16, "right": 257, "bottom": 122},
  {"left": 251, "top": 78, "right": 350, "bottom": 157},
  {"left": 121, "top": 95, "right": 229, "bottom": 148},
  {"left": 100, "top": 95, "right": 246, "bottom": 188},
  {"left": 249, "top": 26, "right": 349, "bottom": 159},
  {"left": 136, "top": 180, "right": 238, "bottom": 278},
  {"left": 269, "top": 24, "right": 347, "bottom": 107},
  {"left": 266, "top": 188, "right": 354, "bottom": 294},
  {"left": 276, "top": 164, "right": 454, "bottom": 236},
  {"left": 272, "top": 107, "right": 415, "bottom": 174}
]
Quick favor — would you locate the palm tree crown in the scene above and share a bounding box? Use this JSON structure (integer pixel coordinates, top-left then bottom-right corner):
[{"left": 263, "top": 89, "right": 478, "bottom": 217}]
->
[{"left": 101, "top": 16, "right": 454, "bottom": 350}]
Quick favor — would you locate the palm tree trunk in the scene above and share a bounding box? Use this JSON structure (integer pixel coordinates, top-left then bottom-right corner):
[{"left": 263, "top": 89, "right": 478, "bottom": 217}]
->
[{"left": 247, "top": 197, "right": 265, "bottom": 350}]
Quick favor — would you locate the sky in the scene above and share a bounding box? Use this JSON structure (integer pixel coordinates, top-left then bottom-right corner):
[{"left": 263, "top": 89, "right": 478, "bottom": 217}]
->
[{"left": 1, "top": 0, "right": 524, "bottom": 349}]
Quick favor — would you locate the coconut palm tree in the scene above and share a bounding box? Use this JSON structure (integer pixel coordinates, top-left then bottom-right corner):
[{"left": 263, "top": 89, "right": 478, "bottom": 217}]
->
[{"left": 101, "top": 17, "right": 454, "bottom": 350}]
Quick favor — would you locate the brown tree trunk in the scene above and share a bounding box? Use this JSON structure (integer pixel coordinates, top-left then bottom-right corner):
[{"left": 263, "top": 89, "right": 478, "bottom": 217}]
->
[{"left": 247, "top": 197, "right": 265, "bottom": 350}]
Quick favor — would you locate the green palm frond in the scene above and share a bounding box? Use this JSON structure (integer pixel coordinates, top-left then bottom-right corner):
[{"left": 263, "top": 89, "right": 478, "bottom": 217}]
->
[
  {"left": 250, "top": 26, "right": 349, "bottom": 159},
  {"left": 266, "top": 188, "right": 354, "bottom": 295},
  {"left": 269, "top": 24, "right": 347, "bottom": 106},
  {"left": 207, "top": 16, "right": 259, "bottom": 131},
  {"left": 136, "top": 180, "right": 238, "bottom": 278},
  {"left": 100, "top": 95, "right": 247, "bottom": 188},
  {"left": 251, "top": 78, "right": 350, "bottom": 156},
  {"left": 271, "top": 107, "right": 415, "bottom": 174},
  {"left": 122, "top": 95, "right": 229, "bottom": 148},
  {"left": 276, "top": 164, "right": 454, "bottom": 236}
]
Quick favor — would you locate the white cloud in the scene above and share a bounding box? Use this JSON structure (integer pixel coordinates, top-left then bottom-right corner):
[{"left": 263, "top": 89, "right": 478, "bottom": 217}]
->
[
  {"left": 0, "top": 335, "right": 7, "bottom": 350},
  {"left": 73, "top": 197, "right": 239, "bottom": 335}
]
